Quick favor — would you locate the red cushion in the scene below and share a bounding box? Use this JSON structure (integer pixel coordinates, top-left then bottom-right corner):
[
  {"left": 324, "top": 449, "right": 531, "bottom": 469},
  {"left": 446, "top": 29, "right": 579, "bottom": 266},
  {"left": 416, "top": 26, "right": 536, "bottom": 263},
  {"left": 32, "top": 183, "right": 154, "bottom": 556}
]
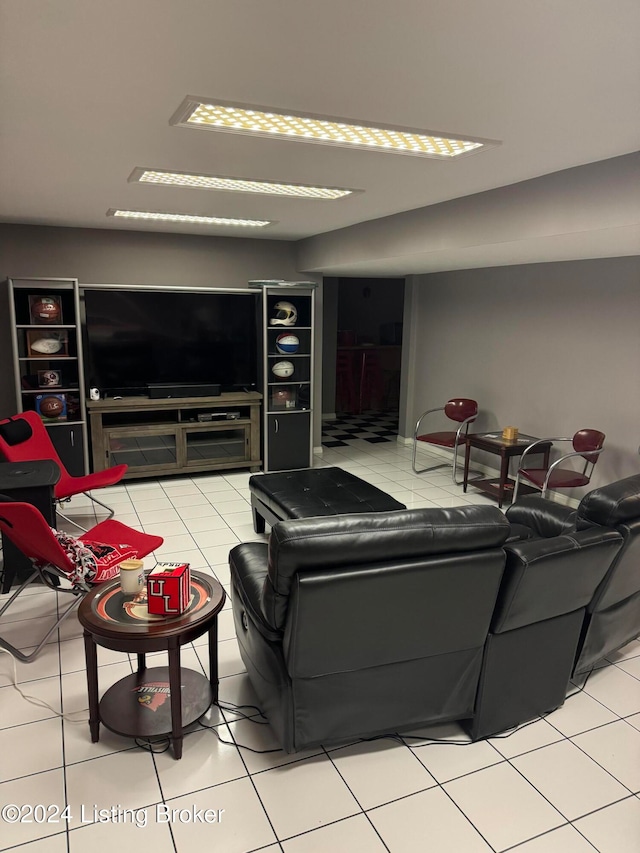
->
[
  {"left": 417, "top": 431, "right": 457, "bottom": 448},
  {"left": 79, "top": 539, "right": 138, "bottom": 583},
  {"left": 85, "top": 519, "right": 163, "bottom": 558},
  {"left": 520, "top": 468, "right": 591, "bottom": 489},
  {"left": 55, "top": 464, "right": 128, "bottom": 500}
]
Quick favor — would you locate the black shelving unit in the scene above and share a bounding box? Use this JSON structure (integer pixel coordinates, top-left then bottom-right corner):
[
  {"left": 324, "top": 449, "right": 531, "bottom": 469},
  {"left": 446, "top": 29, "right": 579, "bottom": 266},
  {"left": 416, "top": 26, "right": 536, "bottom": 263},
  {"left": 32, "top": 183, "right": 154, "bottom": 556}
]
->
[
  {"left": 6, "top": 277, "right": 89, "bottom": 476},
  {"left": 251, "top": 281, "right": 316, "bottom": 472}
]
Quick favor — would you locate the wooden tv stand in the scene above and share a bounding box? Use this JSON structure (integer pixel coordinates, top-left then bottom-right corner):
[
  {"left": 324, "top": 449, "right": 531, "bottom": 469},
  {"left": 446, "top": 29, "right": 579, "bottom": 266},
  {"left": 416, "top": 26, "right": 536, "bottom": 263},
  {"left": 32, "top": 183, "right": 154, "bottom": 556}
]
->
[{"left": 87, "top": 392, "right": 262, "bottom": 479}]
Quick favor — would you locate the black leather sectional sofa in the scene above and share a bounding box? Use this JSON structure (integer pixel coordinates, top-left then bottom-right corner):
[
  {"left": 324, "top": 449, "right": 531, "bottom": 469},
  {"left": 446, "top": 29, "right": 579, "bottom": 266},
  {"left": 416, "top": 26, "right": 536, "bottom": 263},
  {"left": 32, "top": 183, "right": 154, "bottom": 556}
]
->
[{"left": 229, "top": 475, "right": 640, "bottom": 752}]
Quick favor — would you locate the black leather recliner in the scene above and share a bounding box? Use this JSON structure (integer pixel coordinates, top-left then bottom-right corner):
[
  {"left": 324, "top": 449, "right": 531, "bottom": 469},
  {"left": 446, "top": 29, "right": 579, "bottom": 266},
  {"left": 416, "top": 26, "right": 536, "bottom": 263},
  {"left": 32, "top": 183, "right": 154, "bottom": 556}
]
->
[
  {"left": 230, "top": 505, "right": 510, "bottom": 753},
  {"left": 465, "top": 525, "right": 622, "bottom": 740},
  {"left": 506, "top": 473, "right": 640, "bottom": 674}
]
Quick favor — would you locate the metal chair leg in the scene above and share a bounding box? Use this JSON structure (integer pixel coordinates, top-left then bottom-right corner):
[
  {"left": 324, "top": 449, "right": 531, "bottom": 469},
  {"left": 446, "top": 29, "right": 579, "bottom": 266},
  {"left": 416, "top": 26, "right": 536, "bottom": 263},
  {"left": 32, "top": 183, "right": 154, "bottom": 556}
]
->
[
  {"left": 56, "top": 491, "right": 116, "bottom": 533},
  {"left": 55, "top": 507, "right": 89, "bottom": 533},
  {"left": 85, "top": 492, "right": 116, "bottom": 519},
  {"left": 0, "top": 575, "right": 82, "bottom": 663}
]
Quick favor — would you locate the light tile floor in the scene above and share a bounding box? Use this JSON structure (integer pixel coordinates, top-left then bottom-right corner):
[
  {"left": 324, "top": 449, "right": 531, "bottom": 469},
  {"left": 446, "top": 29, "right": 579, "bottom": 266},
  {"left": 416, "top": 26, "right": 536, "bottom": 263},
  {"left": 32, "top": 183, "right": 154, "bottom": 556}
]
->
[{"left": 1, "top": 435, "right": 640, "bottom": 852}]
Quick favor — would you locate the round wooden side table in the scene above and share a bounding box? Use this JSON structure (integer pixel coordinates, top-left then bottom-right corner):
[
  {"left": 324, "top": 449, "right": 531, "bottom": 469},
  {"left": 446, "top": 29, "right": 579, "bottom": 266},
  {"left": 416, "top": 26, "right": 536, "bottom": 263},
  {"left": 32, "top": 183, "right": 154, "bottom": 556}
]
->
[{"left": 78, "top": 570, "right": 226, "bottom": 759}]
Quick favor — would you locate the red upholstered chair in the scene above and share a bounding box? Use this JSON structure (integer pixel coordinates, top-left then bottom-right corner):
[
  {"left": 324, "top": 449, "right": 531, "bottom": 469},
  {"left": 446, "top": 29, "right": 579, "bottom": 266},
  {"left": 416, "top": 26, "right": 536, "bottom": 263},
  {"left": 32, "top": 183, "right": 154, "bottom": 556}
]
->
[
  {"left": 0, "top": 411, "right": 128, "bottom": 528},
  {"left": 513, "top": 429, "right": 606, "bottom": 501},
  {"left": 0, "top": 499, "right": 163, "bottom": 662},
  {"left": 412, "top": 398, "right": 478, "bottom": 483},
  {"left": 335, "top": 350, "right": 358, "bottom": 414},
  {"left": 358, "top": 349, "right": 384, "bottom": 413}
]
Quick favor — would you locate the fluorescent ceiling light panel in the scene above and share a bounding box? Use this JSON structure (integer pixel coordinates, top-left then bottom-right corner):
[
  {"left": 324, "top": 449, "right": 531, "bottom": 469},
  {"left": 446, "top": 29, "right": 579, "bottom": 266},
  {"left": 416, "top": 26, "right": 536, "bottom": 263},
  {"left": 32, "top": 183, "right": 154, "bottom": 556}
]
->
[
  {"left": 171, "top": 97, "right": 499, "bottom": 158},
  {"left": 130, "top": 168, "right": 356, "bottom": 200},
  {"left": 106, "top": 208, "right": 272, "bottom": 227}
]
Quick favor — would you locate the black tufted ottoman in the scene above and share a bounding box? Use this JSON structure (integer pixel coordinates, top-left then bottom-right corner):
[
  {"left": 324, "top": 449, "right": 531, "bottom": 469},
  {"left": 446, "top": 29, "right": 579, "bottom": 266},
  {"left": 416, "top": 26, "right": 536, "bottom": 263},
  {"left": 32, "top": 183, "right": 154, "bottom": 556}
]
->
[{"left": 249, "top": 466, "right": 406, "bottom": 533}]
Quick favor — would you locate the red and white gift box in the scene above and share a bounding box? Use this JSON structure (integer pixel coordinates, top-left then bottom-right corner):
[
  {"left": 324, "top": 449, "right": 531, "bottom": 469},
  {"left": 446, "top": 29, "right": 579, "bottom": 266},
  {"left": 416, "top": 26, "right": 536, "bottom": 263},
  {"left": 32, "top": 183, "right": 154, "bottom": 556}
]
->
[{"left": 146, "top": 562, "right": 191, "bottom": 615}]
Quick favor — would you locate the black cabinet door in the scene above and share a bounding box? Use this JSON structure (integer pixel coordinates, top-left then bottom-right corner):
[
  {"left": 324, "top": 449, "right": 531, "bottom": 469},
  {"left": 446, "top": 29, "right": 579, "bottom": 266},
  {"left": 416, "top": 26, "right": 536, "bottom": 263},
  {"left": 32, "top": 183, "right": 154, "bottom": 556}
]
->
[
  {"left": 267, "top": 412, "right": 311, "bottom": 472},
  {"left": 48, "top": 423, "right": 86, "bottom": 476}
]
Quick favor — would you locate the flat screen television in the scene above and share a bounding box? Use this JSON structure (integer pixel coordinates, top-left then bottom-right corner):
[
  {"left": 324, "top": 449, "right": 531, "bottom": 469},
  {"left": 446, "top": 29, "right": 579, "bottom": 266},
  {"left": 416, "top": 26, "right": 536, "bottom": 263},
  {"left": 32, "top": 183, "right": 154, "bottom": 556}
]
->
[{"left": 82, "top": 288, "right": 259, "bottom": 397}]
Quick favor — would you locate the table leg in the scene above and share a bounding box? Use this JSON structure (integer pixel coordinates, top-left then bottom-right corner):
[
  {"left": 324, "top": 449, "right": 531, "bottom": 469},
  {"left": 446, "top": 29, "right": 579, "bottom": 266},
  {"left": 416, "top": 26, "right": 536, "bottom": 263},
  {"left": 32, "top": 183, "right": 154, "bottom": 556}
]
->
[
  {"left": 83, "top": 631, "right": 100, "bottom": 743},
  {"left": 498, "top": 452, "right": 510, "bottom": 509},
  {"left": 542, "top": 447, "right": 551, "bottom": 470},
  {"left": 136, "top": 653, "right": 146, "bottom": 672},
  {"left": 208, "top": 617, "right": 219, "bottom": 703},
  {"left": 463, "top": 440, "right": 472, "bottom": 492},
  {"left": 168, "top": 642, "right": 183, "bottom": 760}
]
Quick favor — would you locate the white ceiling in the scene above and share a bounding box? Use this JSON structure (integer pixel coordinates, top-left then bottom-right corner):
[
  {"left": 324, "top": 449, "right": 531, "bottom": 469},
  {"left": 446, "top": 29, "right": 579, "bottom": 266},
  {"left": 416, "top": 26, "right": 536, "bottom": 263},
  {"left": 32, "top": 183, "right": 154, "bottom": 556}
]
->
[{"left": 1, "top": 0, "right": 639, "bottom": 274}]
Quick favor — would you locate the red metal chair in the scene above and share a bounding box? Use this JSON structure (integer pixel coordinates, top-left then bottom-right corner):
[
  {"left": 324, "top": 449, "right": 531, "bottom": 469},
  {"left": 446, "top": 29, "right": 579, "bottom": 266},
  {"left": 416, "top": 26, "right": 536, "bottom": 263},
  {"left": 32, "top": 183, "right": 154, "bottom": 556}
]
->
[
  {"left": 0, "top": 411, "right": 128, "bottom": 528},
  {"left": 412, "top": 398, "right": 478, "bottom": 483},
  {"left": 513, "top": 429, "right": 606, "bottom": 501},
  {"left": 335, "top": 350, "right": 358, "bottom": 414},
  {"left": 358, "top": 349, "right": 384, "bottom": 413},
  {"left": 0, "top": 499, "right": 163, "bottom": 662}
]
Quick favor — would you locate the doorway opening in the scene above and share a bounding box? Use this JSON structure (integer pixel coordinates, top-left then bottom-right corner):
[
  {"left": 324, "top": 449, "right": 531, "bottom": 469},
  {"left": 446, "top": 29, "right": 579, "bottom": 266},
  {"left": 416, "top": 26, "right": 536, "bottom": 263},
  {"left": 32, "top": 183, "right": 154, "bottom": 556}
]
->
[{"left": 322, "top": 277, "right": 405, "bottom": 449}]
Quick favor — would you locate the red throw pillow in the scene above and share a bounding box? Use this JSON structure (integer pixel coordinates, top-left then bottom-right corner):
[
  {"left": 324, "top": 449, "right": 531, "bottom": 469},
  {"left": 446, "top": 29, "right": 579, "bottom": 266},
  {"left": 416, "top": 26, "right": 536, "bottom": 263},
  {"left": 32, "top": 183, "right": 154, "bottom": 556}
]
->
[
  {"left": 48, "top": 529, "right": 137, "bottom": 589},
  {"left": 81, "top": 540, "right": 138, "bottom": 583}
]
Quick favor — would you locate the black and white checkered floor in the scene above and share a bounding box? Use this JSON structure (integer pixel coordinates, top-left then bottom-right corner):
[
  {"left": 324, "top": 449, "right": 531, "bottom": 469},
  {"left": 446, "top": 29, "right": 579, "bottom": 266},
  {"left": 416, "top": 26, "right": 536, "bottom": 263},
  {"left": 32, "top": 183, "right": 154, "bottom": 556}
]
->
[{"left": 322, "top": 412, "right": 399, "bottom": 447}]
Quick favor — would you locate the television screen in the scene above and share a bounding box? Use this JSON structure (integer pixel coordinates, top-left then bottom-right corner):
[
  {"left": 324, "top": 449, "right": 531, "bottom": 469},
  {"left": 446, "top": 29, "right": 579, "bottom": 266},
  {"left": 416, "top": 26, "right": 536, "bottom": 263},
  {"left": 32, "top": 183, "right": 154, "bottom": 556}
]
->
[{"left": 83, "top": 288, "right": 259, "bottom": 396}]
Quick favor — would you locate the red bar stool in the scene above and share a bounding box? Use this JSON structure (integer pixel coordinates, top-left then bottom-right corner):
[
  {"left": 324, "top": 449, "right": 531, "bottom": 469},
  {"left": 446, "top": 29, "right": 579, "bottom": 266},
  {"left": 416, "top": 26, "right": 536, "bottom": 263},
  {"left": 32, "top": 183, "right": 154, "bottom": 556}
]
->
[
  {"left": 359, "top": 349, "right": 384, "bottom": 413},
  {"left": 336, "top": 350, "right": 357, "bottom": 414}
]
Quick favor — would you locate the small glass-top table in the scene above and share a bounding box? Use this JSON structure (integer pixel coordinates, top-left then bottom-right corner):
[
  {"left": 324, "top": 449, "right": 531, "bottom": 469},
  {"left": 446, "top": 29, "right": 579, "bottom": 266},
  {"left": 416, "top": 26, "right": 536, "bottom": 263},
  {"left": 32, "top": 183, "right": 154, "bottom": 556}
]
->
[
  {"left": 78, "top": 570, "right": 225, "bottom": 759},
  {"left": 463, "top": 432, "right": 552, "bottom": 508}
]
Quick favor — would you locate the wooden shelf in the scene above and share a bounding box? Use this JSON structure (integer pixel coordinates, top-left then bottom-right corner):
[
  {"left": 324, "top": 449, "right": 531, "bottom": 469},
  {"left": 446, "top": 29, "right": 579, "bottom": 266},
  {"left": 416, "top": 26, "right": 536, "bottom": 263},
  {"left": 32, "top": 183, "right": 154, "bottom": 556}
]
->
[{"left": 88, "top": 392, "right": 262, "bottom": 479}]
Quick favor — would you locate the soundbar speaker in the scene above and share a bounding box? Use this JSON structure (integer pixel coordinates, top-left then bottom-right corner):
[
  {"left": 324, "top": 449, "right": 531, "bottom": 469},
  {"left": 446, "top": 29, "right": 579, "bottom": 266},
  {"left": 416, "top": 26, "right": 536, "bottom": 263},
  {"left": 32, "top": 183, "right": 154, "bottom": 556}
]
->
[{"left": 147, "top": 383, "right": 221, "bottom": 399}]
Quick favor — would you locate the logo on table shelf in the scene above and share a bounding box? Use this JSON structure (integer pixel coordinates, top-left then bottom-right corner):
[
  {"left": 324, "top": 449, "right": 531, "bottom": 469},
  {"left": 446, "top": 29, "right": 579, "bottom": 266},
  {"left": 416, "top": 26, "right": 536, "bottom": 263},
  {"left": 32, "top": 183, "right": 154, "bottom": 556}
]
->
[{"left": 132, "top": 681, "right": 172, "bottom": 712}]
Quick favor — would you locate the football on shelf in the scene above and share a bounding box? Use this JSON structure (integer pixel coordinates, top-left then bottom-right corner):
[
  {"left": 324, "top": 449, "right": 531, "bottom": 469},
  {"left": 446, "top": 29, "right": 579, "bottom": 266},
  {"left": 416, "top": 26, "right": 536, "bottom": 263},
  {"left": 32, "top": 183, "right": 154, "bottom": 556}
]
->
[
  {"left": 272, "top": 360, "right": 294, "bottom": 378},
  {"left": 31, "top": 297, "right": 61, "bottom": 323},
  {"left": 30, "top": 336, "right": 63, "bottom": 354},
  {"left": 275, "top": 333, "right": 300, "bottom": 354}
]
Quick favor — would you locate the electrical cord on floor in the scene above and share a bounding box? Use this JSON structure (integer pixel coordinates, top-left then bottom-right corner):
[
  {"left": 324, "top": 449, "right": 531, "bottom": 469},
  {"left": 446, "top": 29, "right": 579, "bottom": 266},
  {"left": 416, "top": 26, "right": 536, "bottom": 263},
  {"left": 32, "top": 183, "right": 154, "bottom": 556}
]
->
[
  {"left": 215, "top": 699, "right": 270, "bottom": 723},
  {"left": 134, "top": 698, "right": 282, "bottom": 755},
  {"left": 0, "top": 638, "right": 598, "bottom": 752},
  {"left": 565, "top": 667, "right": 594, "bottom": 698},
  {"left": 0, "top": 647, "right": 88, "bottom": 723},
  {"left": 196, "top": 698, "right": 282, "bottom": 753},
  {"left": 135, "top": 738, "right": 172, "bottom": 754},
  {"left": 197, "top": 718, "right": 283, "bottom": 754},
  {"left": 402, "top": 668, "right": 596, "bottom": 748}
]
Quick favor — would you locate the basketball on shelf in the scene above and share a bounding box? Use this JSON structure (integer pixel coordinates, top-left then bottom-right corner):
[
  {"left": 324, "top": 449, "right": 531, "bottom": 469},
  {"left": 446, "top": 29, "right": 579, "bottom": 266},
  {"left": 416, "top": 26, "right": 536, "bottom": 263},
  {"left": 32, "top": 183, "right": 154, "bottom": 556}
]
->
[
  {"left": 269, "top": 301, "right": 297, "bottom": 326},
  {"left": 275, "top": 333, "right": 299, "bottom": 354},
  {"left": 31, "top": 297, "right": 61, "bottom": 323},
  {"left": 38, "top": 396, "right": 65, "bottom": 418},
  {"left": 272, "top": 388, "right": 293, "bottom": 407},
  {"left": 272, "top": 360, "right": 294, "bottom": 378}
]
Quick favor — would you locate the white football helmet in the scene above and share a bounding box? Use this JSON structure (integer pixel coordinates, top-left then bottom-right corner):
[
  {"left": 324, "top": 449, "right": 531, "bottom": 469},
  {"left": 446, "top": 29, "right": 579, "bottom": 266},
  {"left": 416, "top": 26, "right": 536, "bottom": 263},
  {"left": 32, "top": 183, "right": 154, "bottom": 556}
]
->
[{"left": 269, "top": 301, "right": 297, "bottom": 326}]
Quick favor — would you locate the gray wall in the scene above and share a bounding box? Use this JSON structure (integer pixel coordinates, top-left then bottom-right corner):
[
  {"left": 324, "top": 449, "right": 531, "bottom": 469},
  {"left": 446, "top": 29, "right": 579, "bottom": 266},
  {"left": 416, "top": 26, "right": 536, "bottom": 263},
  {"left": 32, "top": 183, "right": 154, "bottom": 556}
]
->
[
  {"left": 407, "top": 256, "right": 640, "bottom": 490},
  {"left": 321, "top": 278, "right": 339, "bottom": 418},
  {"left": 0, "top": 223, "right": 313, "bottom": 423},
  {"left": 0, "top": 224, "right": 302, "bottom": 288},
  {"left": 337, "top": 278, "right": 404, "bottom": 344},
  {"left": 297, "top": 153, "right": 640, "bottom": 276}
]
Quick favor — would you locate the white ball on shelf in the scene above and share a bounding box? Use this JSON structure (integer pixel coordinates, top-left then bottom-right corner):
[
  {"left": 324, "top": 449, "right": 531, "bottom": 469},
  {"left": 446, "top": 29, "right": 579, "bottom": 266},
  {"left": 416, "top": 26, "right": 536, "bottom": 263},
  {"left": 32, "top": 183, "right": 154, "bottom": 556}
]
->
[{"left": 272, "top": 360, "right": 294, "bottom": 378}]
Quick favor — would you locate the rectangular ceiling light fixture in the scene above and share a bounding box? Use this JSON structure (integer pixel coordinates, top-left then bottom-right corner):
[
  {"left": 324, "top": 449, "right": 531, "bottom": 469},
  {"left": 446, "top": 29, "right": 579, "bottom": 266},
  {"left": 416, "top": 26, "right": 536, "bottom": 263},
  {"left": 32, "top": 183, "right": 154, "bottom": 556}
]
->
[
  {"left": 170, "top": 96, "right": 499, "bottom": 159},
  {"left": 106, "top": 208, "right": 272, "bottom": 227},
  {"left": 129, "top": 168, "right": 357, "bottom": 200}
]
